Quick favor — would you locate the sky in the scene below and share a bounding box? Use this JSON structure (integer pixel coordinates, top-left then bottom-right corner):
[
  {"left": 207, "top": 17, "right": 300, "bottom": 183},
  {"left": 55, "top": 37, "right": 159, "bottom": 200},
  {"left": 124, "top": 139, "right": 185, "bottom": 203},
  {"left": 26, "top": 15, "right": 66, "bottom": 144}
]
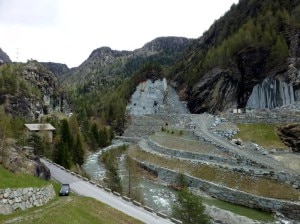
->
[{"left": 0, "top": 0, "right": 239, "bottom": 68}]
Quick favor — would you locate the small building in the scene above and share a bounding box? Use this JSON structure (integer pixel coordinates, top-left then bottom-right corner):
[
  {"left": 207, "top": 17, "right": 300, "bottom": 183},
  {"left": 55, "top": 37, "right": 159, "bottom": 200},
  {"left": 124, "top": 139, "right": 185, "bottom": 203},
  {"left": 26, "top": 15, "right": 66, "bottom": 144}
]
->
[{"left": 25, "top": 123, "right": 56, "bottom": 143}]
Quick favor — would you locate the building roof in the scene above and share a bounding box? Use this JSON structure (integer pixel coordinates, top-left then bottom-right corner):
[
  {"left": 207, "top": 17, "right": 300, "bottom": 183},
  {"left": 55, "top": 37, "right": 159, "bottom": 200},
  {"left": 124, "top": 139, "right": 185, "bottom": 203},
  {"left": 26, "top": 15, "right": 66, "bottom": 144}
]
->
[{"left": 24, "top": 123, "right": 55, "bottom": 131}]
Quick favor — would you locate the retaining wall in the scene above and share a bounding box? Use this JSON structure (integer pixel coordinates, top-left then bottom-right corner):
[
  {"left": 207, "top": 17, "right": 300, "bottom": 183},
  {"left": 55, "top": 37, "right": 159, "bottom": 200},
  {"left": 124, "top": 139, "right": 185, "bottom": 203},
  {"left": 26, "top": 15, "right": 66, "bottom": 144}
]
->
[
  {"left": 224, "top": 113, "right": 300, "bottom": 124},
  {"left": 138, "top": 162, "right": 300, "bottom": 221},
  {"left": 0, "top": 184, "right": 55, "bottom": 215},
  {"left": 145, "top": 138, "right": 300, "bottom": 188}
]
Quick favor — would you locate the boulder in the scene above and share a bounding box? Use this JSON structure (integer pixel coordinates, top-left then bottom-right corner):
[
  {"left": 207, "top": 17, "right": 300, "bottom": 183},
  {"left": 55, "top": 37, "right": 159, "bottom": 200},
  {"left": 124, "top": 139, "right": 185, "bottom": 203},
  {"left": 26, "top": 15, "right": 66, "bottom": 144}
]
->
[{"left": 278, "top": 124, "right": 300, "bottom": 152}]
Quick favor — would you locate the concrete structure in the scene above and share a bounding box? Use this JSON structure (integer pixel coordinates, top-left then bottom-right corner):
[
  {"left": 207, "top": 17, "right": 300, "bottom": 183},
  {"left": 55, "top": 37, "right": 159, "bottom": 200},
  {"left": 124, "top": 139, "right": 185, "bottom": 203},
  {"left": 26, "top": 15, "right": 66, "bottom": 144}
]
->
[{"left": 24, "top": 123, "right": 55, "bottom": 142}]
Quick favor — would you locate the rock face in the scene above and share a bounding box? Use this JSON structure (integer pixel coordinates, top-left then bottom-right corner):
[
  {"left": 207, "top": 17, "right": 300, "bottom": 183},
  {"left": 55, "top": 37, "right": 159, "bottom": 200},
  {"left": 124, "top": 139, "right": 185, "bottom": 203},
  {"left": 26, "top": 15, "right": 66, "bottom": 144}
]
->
[
  {"left": 0, "top": 48, "right": 11, "bottom": 63},
  {"left": 41, "top": 62, "right": 70, "bottom": 77},
  {"left": 187, "top": 68, "right": 239, "bottom": 113},
  {"left": 1, "top": 142, "right": 51, "bottom": 180},
  {"left": 2, "top": 61, "right": 71, "bottom": 120},
  {"left": 246, "top": 78, "right": 295, "bottom": 109},
  {"left": 278, "top": 124, "right": 300, "bottom": 152},
  {"left": 128, "top": 79, "right": 167, "bottom": 116}
]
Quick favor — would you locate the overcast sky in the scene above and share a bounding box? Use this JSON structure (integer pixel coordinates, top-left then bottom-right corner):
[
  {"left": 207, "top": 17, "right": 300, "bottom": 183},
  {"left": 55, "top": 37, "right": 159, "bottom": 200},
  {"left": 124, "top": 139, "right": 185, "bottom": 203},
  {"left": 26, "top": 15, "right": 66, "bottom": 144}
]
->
[{"left": 0, "top": 0, "right": 238, "bottom": 68}]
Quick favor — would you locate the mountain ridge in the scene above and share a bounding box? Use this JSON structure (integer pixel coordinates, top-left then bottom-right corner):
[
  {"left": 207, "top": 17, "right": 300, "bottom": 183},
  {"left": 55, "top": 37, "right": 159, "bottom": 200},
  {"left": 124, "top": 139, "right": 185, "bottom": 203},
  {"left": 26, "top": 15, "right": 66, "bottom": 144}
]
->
[{"left": 61, "top": 36, "right": 193, "bottom": 85}]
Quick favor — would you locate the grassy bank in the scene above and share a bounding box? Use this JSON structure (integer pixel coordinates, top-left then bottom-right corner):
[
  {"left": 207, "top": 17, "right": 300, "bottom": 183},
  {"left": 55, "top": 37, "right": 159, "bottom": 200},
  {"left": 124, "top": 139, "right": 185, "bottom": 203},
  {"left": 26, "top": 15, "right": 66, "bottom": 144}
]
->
[
  {"left": 151, "top": 132, "right": 216, "bottom": 153},
  {"left": 0, "top": 195, "right": 143, "bottom": 224},
  {"left": 0, "top": 165, "right": 142, "bottom": 224},
  {"left": 234, "top": 124, "right": 288, "bottom": 149},
  {"left": 128, "top": 146, "right": 300, "bottom": 200},
  {"left": 203, "top": 197, "right": 274, "bottom": 222},
  {"left": 0, "top": 165, "right": 48, "bottom": 188}
]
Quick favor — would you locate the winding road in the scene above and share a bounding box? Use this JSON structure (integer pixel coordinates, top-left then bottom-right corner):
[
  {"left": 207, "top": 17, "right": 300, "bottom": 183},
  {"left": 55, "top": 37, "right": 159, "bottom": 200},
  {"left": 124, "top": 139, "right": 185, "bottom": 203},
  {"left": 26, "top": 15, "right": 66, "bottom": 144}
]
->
[
  {"left": 190, "top": 114, "right": 298, "bottom": 175},
  {"left": 41, "top": 158, "right": 173, "bottom": 224}
]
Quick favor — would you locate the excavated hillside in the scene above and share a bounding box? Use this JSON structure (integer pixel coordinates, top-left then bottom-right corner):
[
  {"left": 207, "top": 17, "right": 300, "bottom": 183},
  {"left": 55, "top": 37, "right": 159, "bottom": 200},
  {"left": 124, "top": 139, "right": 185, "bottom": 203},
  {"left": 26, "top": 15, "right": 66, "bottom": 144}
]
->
[{"left": 123, "top": 78, "right": 300, "bottom": 221}]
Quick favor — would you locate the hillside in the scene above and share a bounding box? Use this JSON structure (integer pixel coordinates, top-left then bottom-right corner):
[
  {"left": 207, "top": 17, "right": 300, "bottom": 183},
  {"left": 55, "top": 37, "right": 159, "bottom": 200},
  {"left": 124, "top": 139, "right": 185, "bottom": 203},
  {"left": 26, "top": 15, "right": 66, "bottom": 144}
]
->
[
  {"left": 62, "top": 36, "right": 192, "bottom": 86},
  {"left": 61, "top": 37, "right": 192, "bottom": 131},
  {"left": 41, "top": 62, "right": 70, "bottom": 77},
  {"left": 0, "top": 61, "right": 71, "bottom": 120},
  {"left": 169, "top": 0, "right": 300, "bottom": 113}
]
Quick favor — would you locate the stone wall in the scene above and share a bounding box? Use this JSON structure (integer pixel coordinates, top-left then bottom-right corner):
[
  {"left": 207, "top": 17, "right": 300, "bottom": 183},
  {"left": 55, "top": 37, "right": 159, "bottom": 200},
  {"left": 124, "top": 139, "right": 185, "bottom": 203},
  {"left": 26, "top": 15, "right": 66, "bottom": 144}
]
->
[
  {"left": 0, "top": 185, "right": 55, "bottom": 215},
  {"left": 143, "top": 138, "right": 300, "bottom": 189},
  {"left": 224, "top": 111, "right": 300, "bottom": 124},
  {"left": 138, "top": 162, "right": 300, "bottom": 221}
]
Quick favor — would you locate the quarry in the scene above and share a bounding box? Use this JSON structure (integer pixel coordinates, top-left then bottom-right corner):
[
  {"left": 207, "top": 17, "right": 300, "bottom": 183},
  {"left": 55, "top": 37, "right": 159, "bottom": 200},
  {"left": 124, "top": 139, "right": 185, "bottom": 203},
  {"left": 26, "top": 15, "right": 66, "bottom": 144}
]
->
[{"left": 122, "top": 78, "right": 300, "bottom": 222}]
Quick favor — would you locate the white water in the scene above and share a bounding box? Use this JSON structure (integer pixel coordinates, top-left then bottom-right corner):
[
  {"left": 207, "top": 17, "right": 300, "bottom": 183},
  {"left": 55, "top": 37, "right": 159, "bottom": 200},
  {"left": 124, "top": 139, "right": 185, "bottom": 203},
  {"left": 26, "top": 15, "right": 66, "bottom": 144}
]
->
[{"left": 83, "top": 142, "right": 176, "bottom": 215}]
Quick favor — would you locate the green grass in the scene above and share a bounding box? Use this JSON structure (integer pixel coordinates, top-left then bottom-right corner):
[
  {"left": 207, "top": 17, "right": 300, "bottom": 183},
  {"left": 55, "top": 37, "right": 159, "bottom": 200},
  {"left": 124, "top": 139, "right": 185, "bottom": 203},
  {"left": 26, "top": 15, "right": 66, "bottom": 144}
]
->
[
  {"left": 203, "top": 197, "right": 274, "bottom": 222},
  {"left": 0, "top": 194, "right": 143, "bottom": 224},
  {"left": 0, "top": 165, "right": 48, "bottom": 188},
  {"left": 235, "top": 124, "right": 288, "bottom": 149},
  {"left": 151, "top": 133, "right": 216, "bottom": 153},
  {"left": 0, "top": 165, "right": 142, "bottom": 224}
]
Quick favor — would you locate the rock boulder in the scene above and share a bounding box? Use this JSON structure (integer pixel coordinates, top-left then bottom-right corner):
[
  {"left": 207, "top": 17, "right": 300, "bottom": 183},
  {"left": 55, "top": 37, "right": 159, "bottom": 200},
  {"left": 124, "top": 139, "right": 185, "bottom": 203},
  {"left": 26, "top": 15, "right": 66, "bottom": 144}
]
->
[{"left": 278, "top": 124, "right": 300, "bottom": 152}]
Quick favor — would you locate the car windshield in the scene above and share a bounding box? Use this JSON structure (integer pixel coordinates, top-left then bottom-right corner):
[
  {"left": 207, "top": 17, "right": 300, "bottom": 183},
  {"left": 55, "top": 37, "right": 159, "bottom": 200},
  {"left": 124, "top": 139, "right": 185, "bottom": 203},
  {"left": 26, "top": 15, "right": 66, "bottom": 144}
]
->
[{"left": 61, "top": 186, "right": 69, "bottom": 190}]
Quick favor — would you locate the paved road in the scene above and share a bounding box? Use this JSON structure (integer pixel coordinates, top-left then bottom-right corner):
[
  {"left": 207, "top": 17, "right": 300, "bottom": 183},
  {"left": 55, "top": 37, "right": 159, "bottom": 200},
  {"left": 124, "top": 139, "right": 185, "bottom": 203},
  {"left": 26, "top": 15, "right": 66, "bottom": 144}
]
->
[
  {"left": 41, "top": 158, "right": 172, "bottom": 224},
  {"left": 190, "top": 114, "right": 298, "bottom": 175}
]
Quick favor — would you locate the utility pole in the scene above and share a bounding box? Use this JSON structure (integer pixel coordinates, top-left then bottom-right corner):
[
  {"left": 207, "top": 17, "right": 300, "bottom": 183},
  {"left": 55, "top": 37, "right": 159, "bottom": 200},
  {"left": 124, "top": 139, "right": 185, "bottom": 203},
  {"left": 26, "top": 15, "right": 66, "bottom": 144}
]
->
[{"left": 16, "top": 48, "right": 19, "bottom": 62}]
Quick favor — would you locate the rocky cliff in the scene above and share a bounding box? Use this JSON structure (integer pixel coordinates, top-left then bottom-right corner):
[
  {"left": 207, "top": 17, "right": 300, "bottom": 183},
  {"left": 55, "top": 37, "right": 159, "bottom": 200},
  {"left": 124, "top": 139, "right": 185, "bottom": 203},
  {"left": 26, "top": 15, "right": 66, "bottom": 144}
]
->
[
  {"left": 0, "top": 48, "right": 11, "bottom": 63},
  {"left": 41, "top": 62, "right": 70, "bottom": 77},
  {"left": 247, "top": 78, "right": 295, "bottom": 109},
  {"left": 0, "top": 61, "right": 71, "bottom": 120}
]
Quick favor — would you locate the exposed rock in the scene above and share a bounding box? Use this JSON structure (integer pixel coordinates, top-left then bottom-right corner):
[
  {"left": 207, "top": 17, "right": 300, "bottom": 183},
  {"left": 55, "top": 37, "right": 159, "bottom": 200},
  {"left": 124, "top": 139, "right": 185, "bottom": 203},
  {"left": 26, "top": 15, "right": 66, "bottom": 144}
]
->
[
  {"left": 0, "top": 48, "right": 11, "bottom": 63},
  {"left": 1, "top": 141, "right": 50, "bottom": 180},
  {"left": 246, "top": 78, "right": 295, "bottom": 109},
  {"left": 2, "top": 61, "right": 71, "bottom": 120},
  {"left": 278, "top": 124, "right": 300, "bottom": 152},
  {"left": 187, "top": 68, "right": 238, "bottom": 113},
  {"left": 41, "top": 62, "right": 70, "bottom": 77}
]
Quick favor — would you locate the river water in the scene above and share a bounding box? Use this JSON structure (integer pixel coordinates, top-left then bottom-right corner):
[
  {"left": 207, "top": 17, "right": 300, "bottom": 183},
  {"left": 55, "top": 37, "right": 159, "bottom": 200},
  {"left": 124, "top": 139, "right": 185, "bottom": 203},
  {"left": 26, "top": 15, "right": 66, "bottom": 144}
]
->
[{"left": 82, "top": 141, "right": 176, "bottom": 216}]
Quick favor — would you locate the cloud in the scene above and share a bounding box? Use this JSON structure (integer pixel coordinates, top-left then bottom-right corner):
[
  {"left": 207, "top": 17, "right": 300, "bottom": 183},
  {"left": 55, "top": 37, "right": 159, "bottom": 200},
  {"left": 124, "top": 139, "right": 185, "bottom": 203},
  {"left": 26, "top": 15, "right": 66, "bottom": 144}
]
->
[
  {"left": 0, "top": 0, "right": 59, "bottom": 27},
  {"left": 0, "top": 0, "right": 238, "bottom": 67}
]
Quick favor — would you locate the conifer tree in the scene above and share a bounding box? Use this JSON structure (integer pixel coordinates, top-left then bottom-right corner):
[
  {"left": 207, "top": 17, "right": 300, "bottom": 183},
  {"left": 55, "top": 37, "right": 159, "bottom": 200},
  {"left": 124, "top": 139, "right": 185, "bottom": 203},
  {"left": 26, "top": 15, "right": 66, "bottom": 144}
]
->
[
  {"left": 74, "top": 134, "right": 84, "bottom": 165},
  {"left": 173, "top": 187, "right": 210, "bottom": 224}
]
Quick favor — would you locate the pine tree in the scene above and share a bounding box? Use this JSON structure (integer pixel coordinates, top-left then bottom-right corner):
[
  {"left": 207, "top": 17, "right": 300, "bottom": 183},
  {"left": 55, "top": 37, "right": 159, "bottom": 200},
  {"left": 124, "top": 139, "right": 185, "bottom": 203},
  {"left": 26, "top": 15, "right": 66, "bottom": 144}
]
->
[
  {"left": 270, "top": 35, "right": 289, "bottom": 63},
  {"left": 74, "top": 134, "right": 84, "bottom": 165},
  {"left": 91, "top": 123, "right": 99, "bottom": 147},
  {"left": 172, "top": 187, "right": 210, "bottom": 224}
]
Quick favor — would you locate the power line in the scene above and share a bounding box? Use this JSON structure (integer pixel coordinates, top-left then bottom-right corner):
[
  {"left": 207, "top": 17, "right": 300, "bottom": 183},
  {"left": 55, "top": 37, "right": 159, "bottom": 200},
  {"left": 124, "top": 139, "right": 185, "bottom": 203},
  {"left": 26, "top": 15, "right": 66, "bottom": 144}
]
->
[{"left": 16, "top": 48, "right": 19, "bottom": 62}]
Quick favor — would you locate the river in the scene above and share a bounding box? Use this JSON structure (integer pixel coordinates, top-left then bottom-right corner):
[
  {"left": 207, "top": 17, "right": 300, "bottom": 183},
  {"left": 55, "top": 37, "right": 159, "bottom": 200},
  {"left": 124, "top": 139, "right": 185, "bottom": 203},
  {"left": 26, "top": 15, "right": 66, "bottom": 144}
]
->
[{"left": 82, "top": 141, "right": 176, "bottom": 216}]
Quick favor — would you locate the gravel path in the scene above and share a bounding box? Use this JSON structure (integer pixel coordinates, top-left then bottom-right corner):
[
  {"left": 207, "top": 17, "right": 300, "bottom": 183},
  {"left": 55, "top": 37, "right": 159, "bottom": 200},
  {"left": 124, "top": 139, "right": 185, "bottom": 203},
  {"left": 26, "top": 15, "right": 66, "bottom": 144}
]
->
[{"left": 190, "top": 114, "right": 299, "bottom": 175}]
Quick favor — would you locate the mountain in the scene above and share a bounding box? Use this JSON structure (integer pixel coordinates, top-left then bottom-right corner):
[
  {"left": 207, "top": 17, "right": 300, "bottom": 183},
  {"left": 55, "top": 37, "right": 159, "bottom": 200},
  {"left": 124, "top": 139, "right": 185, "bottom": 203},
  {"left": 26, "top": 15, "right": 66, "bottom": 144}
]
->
[
  {"left": 169, "top": 0, "right": 300, "bottom": 113},
  {"left": 41, "top": 62, "right": 70, "bottom": 77},
  {"left": 0, "top": 48, "right": 11, "bottom": 63},
  {"left": 62, "top": 37, "right": 192, "bottom": 86}
]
